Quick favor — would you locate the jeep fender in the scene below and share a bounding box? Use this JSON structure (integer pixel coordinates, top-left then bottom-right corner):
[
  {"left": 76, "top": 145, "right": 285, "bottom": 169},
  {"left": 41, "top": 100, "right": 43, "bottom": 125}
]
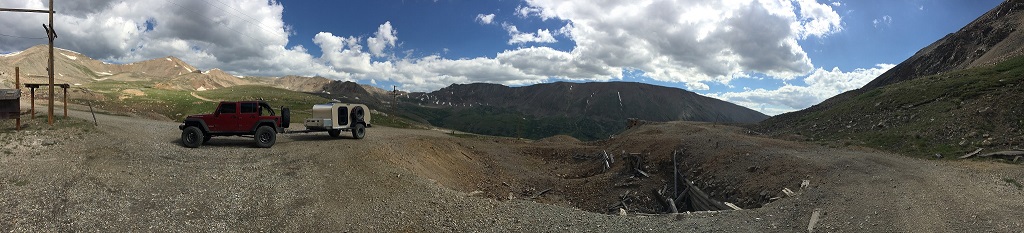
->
[
  {"left": 249, "top": 120, "right": 280, "bottom": 133},
  {"left": 182, "top": 119, "right": 210, "bottom": 132}
]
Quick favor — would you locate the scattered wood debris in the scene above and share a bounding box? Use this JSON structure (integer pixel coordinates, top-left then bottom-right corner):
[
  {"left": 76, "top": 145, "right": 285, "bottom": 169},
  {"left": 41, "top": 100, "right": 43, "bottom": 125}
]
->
[
  {"left": 979, "top": 150, "right": 1024, "bottom": 158},
  {"left": 782, "top": 188, "right": 796, "bottom": 197},
  {"left": 530, "top": 188, "right": 552, "bottom": 199},
  {"left": 724, "top": 202, "right": 742, "bottom": 210},
  {"left": 959, "top": 148, "right": 984, "bottom": 159}
]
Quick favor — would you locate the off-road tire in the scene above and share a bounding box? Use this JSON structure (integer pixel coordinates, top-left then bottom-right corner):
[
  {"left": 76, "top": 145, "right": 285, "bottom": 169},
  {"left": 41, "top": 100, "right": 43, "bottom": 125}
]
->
[
  {"left": 254, "top": 125, "right": 277, "bottom": 148},
  {"left": 329, "top": 129, "right": 342, "bottom": 138},
  {"left": 181, "top": 126, "right": 204, "bottom": 148},
  {"left": 352, "top": 123, "right": 365, "bottom": 139},
  {"left": 351, "top": 106, "right": 365, "bottom": 123},
  {"left": 281, "top": 107, "right": 291, "bottom": 128}
]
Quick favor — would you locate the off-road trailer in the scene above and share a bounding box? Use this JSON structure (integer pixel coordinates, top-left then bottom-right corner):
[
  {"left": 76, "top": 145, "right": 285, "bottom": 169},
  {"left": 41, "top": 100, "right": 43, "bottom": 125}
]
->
[{"left": 285, "top": 102, "right": 371, "bottom": 139}]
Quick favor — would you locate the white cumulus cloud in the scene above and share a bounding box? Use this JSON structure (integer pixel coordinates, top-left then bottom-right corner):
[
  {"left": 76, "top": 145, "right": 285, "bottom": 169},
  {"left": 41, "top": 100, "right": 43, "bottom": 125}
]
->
[
  {"left": 522, "top": 0, "right": 843, "bottom": 87},
  {"left": 709, "top": 64, "right": 895, "bottom": 115},
  {"left": 366, "top": 21, "right": 398, "bottom": 57},
  {"left": 0, "top": 0, "right": 856, "bottom": 102},
  {"left": 502, "top": 23, "right": 557, "bottom": 45},
  {"left": 475, "top": 13, "right": 495, "bottom": 24},
  {"left": 873, "top": 15, "right": 893, "bottom": 28}
]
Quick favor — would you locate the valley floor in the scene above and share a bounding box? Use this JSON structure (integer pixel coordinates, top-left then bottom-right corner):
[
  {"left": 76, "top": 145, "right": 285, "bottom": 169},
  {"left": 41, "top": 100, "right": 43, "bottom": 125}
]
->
[{"left": 0, "top": 107, "right": 1022, "bottom": 232}]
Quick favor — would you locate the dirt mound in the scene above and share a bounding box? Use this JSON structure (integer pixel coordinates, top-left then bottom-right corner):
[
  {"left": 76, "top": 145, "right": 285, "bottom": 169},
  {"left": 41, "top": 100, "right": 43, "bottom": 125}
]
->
[
  {"left": 380, "top": 121, "right": 819, "bottom": 214},
  {"left": 536, "top": 135, "right": 581, "bottom": 144}
]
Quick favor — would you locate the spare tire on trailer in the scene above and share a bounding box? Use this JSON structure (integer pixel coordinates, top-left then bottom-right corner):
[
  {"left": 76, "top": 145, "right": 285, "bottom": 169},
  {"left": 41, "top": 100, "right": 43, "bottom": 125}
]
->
[
  {"left": 351, "top": 106, "right": 365, "bottom": 123},
  {"left": 281, "top": 107, "right": 290, "bottom": 128}
]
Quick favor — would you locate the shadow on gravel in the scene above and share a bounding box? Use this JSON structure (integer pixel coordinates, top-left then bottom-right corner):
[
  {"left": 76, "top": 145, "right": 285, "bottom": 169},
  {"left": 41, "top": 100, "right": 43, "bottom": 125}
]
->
[
  {"left": 282, "top": 134, "right": 360, "bottom": 141},
  {"left": 169, "top": 137, "right": 265, "bottom": 148}
]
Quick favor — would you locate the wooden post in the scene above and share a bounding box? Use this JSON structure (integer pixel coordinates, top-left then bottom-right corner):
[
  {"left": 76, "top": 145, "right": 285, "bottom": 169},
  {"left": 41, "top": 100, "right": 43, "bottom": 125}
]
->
[
  {"left": 30, "top": 87, "right": 35, "bottom": 119},
  {"left": 88, "top": 101, "right": 97, "bottom": 126},
  {"left": 673, "top": 150, "right": 678, "bottom": 200},
  {"left": 47, "top": 0, "right": 55, "bottom": 125},
  {"left": 62, "top": 86, "right": 67, "bottom": 117},
  {"left": 15, "top": 67, "right": 19, "bottom": 131}
]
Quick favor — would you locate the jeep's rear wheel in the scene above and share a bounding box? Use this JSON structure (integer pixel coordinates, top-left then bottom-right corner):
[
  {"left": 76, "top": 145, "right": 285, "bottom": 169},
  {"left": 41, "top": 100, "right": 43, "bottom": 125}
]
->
[
  {"left": 352, "top": 123, "right": 365, "bottom": 139},
  {"left": 181, "top": 126, "right": 204, "bottom": 148},
  {"left": 328, "top": 129, "right": 341, "bottom": 138},
  {"left": 254, "top": 126, "right": 276, "bottom": 148}
]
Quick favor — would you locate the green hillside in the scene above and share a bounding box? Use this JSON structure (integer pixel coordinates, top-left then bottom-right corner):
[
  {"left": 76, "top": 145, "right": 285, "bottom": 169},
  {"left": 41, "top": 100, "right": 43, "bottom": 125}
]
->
[
  {"left": 758, "top": 55, "right": 1024, "bottom": 157},
  {"left": 396, "top": 104, "right": 614, "bottom": 140},
  {"left": 71, "top": 83, "right": 414, "bottom": 128}
]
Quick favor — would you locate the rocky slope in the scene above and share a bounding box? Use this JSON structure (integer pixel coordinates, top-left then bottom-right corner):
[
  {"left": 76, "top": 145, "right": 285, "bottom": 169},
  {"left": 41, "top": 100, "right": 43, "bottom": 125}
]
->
[
  {"left": 864, "top": 0, "right": 1024, "bottom": 90},
  {"left": 758, "top": 0, "right": 1024, "bottom": 157}
]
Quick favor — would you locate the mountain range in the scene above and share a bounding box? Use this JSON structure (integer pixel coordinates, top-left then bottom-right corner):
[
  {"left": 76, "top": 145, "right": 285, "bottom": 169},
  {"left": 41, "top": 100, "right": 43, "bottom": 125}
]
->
[
  {"left": 318, "top": 80, "right": 768, "bottom": 140},
  {"left": 0, "top": 45, "right": 328, "bottom": 93},
  {"left": 1, "top": 45, "right": 767, "bottom": 140}
]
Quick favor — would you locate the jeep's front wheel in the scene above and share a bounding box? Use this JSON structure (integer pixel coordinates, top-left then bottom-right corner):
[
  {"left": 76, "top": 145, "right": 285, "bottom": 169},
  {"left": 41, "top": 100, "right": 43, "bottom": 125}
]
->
[
  {"left": 181, "top": 126, "right": 204, "bottom": 148},
  {"left": 352, "top": 123, "right": 365, "bottom": 139},
  {"left": 254, "top": 126, "right": 277, "bottom": 148},
  {"left": 328, "top": 129, "right": 341, "bottom": 138}
]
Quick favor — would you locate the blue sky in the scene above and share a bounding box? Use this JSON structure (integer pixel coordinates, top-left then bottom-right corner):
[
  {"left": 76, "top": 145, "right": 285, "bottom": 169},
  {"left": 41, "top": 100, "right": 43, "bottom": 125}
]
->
[{"left": 0, "top": 0, "right": 1005, "bottom": 115}]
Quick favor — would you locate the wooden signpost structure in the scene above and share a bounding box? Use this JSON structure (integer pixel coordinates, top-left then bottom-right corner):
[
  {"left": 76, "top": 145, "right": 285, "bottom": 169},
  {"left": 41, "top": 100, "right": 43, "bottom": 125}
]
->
[
  {"left": 25, "top": 83, "right": 70, "bottom": 119},
  {"left": 1, "top": 0, "right": 57, "bottom": 125}
]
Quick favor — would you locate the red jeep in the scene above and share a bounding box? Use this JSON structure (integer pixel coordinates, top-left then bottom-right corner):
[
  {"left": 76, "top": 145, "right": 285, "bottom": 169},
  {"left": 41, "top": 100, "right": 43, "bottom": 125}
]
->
[{"left": 179, "top": 101, "right": 290, "bottom": 148}]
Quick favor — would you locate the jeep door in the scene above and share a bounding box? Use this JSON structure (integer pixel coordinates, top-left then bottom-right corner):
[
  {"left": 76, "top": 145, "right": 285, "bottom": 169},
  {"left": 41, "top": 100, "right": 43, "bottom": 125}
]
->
[
  {"left": 238, "top": 102, "right": 260, "bottom": 132},
  {"left": 208, "top": 102, "right": 238, "bottom": 132}
]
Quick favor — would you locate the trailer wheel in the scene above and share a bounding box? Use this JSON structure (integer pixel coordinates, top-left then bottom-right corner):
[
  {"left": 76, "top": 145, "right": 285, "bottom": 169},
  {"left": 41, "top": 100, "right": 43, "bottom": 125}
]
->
[
  {"left": 352, "top": 123, "right": 365, "bottom": 139},
  {"left": 329, "top": 129, "right": 341, "bottom": 138}
]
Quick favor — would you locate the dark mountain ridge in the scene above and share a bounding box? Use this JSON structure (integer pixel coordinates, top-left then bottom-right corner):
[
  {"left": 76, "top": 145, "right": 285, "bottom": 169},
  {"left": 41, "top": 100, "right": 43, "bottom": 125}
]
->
[
  {"left": 416, "top": 81, "right": 767, "bottom": 124},
  {"left": 382, "top": 81, "right": 769, "bottom": 140}
]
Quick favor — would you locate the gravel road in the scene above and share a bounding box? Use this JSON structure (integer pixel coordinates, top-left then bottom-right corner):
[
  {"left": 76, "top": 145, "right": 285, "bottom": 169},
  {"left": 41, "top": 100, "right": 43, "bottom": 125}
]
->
[{"left": 1, "top": 109, "right": 1022, "bottom": 232}]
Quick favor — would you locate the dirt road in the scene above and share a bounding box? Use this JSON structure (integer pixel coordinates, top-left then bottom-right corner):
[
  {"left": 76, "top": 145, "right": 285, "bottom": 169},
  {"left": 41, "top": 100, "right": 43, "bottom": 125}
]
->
[{"left": 1, "top": 109, "right": 1021, "bottom": 232}]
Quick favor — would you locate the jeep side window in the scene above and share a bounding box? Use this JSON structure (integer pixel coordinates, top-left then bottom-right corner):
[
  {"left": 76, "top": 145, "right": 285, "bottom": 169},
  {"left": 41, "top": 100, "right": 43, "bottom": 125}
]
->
[
  {"left": 240, "top": 102, "right": 258, "bottom": 114},
  {"left": 218, "top": 103, "right": 237, "bottom": 114}
]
